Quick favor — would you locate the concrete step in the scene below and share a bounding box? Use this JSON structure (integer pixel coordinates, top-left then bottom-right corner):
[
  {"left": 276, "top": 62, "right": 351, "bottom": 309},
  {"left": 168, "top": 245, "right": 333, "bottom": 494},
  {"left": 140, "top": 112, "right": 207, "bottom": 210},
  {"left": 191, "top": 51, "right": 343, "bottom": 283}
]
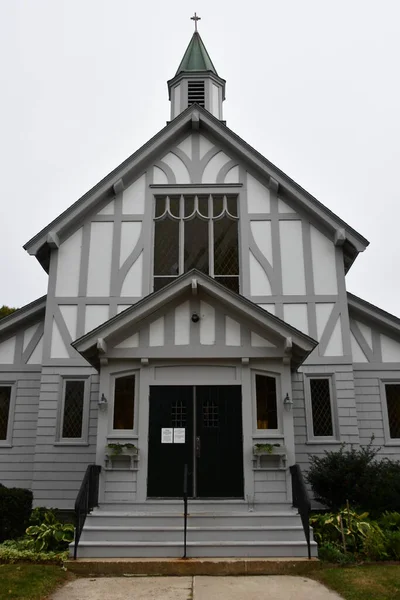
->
[
  {"left": 80, "top": 525, "right": 306, "bottom": 543},
  {"left": 86, "top": 511, "right": 301, "bottom": 528},
  {"left": 97, "top": 501, "right": 293, "bottom": 513},
  {"left": 66, "top": 556, "right": 320, "bottom": 576},
  {"left": 73, "top": 540, "right": 318, "bottom": 559}
]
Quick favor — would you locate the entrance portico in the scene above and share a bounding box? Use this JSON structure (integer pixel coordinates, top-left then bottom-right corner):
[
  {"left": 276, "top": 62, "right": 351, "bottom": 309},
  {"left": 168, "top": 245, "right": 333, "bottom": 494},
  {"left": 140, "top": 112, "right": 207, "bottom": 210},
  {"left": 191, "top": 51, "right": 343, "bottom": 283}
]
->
[{"left": 73, "top": 269, "right": 317, "bottom": 509}]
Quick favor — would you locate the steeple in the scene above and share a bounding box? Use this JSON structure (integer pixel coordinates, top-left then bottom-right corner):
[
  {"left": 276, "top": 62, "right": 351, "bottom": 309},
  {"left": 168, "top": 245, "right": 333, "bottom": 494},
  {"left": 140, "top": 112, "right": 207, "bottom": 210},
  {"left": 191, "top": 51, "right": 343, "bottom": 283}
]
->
[{"left": 168, "top": 15, "right": 226, "bottom": 120}]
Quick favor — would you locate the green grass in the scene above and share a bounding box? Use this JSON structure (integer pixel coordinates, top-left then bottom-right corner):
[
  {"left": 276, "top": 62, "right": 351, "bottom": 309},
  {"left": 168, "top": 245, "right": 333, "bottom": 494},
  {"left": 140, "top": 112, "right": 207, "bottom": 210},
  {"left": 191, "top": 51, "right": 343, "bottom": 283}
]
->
[
  {"left": 0, "top": 564, "right": 70, "bottom": 600},
  {"left": 0, "top": 562, "right": 399, "bottom": 600},
  {"left": 310, "top": 565, "right": 400, "bottom": 600}
]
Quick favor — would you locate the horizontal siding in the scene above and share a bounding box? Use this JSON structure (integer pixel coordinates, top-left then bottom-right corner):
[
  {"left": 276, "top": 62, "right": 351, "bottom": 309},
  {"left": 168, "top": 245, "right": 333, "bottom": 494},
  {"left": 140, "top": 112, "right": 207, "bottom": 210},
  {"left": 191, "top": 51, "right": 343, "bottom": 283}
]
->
[
  {"left": 31, "top": 367, "right": 98, "bottom": 509},
  {"left": 0, "top": 373, "right": 40, "bottom": 488},
  {"left": 354, "top": 369, "right": 400, "bottom": 458},
  {"left": 253, "top": 470, "right": 287, "bottom": 504},
  {"left": 103, "top": 470, "right": 138, "bottom": 503},
  {"left": 293, "top": 365, "right": 360, "bottom": 479}
]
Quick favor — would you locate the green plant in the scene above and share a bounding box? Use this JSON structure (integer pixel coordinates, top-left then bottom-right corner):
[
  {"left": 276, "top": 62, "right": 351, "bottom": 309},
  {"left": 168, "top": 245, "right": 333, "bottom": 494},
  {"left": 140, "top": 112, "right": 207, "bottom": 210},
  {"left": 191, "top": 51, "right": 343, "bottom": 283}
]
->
[
  {"left": 318, "top": 542, "right": 356, "bottom": 564},
  {"left": 306, "top": 439, "right": 400, "bottom": 515},
  {"left": 106, "top": 442, "right": 137, "bottom": 456},
  {"left": 362, "top": 527, "right": 388, "bottom": 561},
  {"left": 253, "top": 443, "right": 280, "bottom": 454},
  {"left": 0, "top": 539, "right": 68, "bottom": 564},
  {"left": 384, "top": 531, "right": 400, "bottom": 560},
  {"left": 310, "top": 507, "right": 372, "bottom": 553},
  {"left": 378, "top": 511, "right": 400, "bottom": 531},
  {"left": 29, "top": 507, "right": 58, "bottom": 527},
  {"left": 0, "top": 486, "right": 33, "bottom": 542},
  {"left": 26, "top": 511, "right": 74, "bottom": 552}
]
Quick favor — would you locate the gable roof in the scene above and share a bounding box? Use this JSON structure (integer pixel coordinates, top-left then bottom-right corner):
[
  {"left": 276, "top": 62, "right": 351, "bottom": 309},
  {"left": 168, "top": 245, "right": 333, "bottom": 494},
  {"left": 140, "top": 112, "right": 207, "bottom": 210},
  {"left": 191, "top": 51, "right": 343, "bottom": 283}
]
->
[
  {"left": 0, "top": 295, "right": 46, "bottom": 339},
  {"left": 24, "top": 104, "right": 369, "bottom": 273},
  {"left": 72, "top": 270, "right": 317, "bottom": 369},
  {"left": 347, "top": 292, "right": 400, "bottom": 338},
  {"left": 176, "top": 32, "right": 218, "bottom": 75}
]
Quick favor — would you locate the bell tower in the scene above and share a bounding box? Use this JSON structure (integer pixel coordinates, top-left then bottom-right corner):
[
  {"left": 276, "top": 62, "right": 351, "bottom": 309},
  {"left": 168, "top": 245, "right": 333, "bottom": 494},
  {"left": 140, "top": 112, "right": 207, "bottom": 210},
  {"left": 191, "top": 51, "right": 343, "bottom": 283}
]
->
[{"left": 167, "top": 14, "right": 226, "bottom": 120}]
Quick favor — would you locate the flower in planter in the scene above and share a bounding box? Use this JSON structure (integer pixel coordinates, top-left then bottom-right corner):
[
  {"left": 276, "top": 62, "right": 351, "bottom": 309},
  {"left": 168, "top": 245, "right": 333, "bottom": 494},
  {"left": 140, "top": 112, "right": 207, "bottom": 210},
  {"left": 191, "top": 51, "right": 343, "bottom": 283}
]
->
[
  {"left": 106, "top": 443, "right": 137, "bottom": 456},
  {"left": 253, "top": 443, "right": 281, "bottom": 454}
]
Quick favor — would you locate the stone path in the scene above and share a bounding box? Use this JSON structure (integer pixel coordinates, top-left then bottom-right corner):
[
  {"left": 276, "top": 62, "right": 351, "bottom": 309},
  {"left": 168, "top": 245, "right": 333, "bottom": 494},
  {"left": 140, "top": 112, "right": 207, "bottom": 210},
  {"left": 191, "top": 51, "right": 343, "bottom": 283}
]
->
[{"left": 50, "top": 575, "right": 344, "bottom": 599}]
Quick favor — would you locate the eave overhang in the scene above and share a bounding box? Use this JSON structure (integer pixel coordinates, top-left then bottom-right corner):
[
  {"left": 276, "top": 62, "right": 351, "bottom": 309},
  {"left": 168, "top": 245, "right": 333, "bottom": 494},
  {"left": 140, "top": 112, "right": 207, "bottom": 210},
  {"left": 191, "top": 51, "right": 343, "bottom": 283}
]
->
[
  {"left": 72, "top": 270, "right": 317, "bottom": 370},
  {"left": 24, "top": 105, "right": 369, "bottom": 273},
  {"left": 0, "top": 295, "right": 46, "bottom": 339},
  {"left": 347, "top": 292, "right": 400, "bottom": 339}
]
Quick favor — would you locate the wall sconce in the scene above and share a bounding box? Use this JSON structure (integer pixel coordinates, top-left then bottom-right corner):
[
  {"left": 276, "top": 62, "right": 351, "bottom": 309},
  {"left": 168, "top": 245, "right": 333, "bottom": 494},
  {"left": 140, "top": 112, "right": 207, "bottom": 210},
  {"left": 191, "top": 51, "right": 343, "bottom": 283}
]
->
[
  {"left": 98, "top": 393, "right": 108, "bottom": 411},
  {"left": 283, "top": 393, "right": 293, "bottom": 411}
]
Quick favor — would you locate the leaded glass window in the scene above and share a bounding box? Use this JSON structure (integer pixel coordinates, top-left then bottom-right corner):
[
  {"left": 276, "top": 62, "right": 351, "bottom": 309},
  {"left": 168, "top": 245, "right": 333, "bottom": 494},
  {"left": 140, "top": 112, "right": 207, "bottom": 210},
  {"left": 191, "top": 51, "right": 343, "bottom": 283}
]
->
[
  {"left": 171, "top": 400, "right": 187, "bottom": 428},
  {"left": 202, "top": 398, "right": 219, "bottom": 428},
  {"left": 0, "top": 386, "right": 11, "bottom": 440},
  {"left": 255, "top": 374, "right": 278, "bottom": 429},
  {"left": 153, "top": 194, "right": 239, "bottom": 293},
  {"left": 62, "top": 380, "right": 85, "bottom": 438},
  {"left": 310, "top": 378, "right": 333, "bottom": 437},
  {"left": 113, "top": 375, "right": 135, "bottom": 430},
  {"left": 385, "top": 383, "right": 400, "bottom": 439}
]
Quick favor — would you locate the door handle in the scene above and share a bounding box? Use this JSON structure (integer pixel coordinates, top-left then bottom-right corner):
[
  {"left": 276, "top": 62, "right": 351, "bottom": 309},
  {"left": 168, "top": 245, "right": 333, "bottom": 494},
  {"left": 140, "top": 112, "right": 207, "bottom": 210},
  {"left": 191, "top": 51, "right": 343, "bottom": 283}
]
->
[{"left": 196, "top": 436, "right": 201, "bottom": 458}]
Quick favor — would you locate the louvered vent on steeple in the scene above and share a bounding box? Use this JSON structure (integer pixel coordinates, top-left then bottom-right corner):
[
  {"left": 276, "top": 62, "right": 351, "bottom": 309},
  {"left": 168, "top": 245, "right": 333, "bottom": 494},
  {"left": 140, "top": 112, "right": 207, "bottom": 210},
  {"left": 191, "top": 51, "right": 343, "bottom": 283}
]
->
[{"left": 188, "top": 81, "right": 205, "bottom": 107}]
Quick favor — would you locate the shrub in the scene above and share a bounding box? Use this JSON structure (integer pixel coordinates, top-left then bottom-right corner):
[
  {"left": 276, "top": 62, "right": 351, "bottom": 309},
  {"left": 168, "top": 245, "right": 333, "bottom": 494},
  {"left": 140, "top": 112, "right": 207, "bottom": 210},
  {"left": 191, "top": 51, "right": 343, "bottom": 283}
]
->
[
  {"left": 362, "top": 460, "right": 400, "bottom": 516},
  {"left": 385, "top": 531, "right": 400, "bottom": 560},
  {"left": 378, "top": 511, "right": 400, "bottom": 531},
  {"left": 26, "top": 511, "right": 74, "bottom": 552},
  {"left": 306, "top": 441, "right": 400, "bottom": 515},
  {"left": 0, "top": 487, "right": 33, "bottom": 542}
]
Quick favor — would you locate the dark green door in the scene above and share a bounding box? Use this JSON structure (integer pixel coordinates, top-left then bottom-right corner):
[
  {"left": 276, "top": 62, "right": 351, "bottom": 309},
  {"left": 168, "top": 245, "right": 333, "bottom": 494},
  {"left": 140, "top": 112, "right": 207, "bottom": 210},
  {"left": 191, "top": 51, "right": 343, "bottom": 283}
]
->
[{"left": 147, "top": 385, "right": 244, "bottom": 498}]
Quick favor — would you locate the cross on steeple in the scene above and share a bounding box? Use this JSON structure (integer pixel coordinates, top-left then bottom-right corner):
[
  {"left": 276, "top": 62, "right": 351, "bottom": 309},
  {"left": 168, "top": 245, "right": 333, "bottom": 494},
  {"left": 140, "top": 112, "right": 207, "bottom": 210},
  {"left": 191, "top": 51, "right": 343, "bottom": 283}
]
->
[{"left": 190, "top": 12, "right": 201, "bottom": 32}]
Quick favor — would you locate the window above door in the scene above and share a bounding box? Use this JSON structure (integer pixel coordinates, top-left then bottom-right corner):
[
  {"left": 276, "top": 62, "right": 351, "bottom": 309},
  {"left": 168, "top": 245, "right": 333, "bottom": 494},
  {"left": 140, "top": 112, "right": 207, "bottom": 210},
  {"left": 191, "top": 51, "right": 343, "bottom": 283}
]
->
[{"left": 153, "top": 194, "right": 239, "bottom": 293}]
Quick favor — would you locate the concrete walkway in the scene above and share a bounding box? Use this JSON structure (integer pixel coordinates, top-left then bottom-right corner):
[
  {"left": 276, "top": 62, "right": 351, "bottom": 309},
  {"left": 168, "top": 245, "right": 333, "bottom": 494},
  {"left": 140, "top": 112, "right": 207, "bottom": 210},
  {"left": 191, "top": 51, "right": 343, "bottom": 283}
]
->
[{"left": 50, "top": 575, "right": 344, "bottom": 600}]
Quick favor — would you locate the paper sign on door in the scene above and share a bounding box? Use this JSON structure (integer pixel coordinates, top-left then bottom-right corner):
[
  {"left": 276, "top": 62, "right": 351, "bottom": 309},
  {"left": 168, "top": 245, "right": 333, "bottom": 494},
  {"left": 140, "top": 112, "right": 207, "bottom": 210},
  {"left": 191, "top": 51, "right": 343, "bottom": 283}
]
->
[
  {"left": 161, "top": 428, "right": 173, "bottom": 443},
  {"left": 173, "top": 428, "right": 185, "bottom": 444}
]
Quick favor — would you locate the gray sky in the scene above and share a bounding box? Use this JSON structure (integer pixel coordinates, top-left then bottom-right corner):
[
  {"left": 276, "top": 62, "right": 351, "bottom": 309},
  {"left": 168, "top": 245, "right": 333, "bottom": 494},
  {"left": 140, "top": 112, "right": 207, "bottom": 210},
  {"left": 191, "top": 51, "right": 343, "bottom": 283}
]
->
[{"left": 1, "top": 0, "right": 399, "bottom": 316}]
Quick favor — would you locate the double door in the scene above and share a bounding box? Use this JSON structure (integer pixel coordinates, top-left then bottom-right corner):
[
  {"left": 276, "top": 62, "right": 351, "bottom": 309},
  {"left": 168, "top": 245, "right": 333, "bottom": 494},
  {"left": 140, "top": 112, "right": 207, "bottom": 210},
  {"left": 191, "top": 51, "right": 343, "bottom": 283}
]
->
[{"left": 147, "top": 385, "right": 244, "bottom": 498}]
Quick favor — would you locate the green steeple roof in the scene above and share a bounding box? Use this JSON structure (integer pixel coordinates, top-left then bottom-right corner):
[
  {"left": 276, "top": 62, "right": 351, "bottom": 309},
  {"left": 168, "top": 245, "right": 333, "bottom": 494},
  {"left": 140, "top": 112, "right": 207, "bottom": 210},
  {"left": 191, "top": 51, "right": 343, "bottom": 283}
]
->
[{"left": 176, "top": 32, "right": 218, "bottom": 76}]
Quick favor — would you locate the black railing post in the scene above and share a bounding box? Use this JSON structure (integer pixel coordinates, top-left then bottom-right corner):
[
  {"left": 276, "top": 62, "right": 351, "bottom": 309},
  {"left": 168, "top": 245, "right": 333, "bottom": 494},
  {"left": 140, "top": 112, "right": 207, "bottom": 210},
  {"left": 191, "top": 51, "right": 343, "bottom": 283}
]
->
[
  {"left": 183, "top": 463, "right": 188, "bottom": 559},
  {"left": 290, "top": 464, "right": 312, "bottom": 559},
  {"left": 74, "top": 464, "right": 101, "bottom": 560}
]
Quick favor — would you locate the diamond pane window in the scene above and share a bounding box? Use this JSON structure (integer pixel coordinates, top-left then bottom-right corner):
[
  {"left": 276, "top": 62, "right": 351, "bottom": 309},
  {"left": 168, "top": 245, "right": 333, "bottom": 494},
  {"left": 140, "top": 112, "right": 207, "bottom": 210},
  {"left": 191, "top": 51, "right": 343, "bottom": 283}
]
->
[
  {"left": 255, "top": 375, "right": 278, "bottom": 429},
  {"left": 310, "top": 378, "right": 333, "bottom": 437},
  {"left": 113, "top": 375, "right": 135, "bottom": 430},
  {"left": 214, "top": 217, "right": 239, "bottom": 276},
  {"left": 385, "top": 383, "right": 400, "bottom": 439},
  {"left": 154, "top": 217, "right": 179, "bottom": 276},
  {"left": 184, "top": 217, "right": 209, "bottom": 274},
  {"left": 153, "top": 194, "right": 240, "bottom": 293},
  {"left": 62, "top": 380, "right": 84, "bottom": 438},
  {"left": 0, "top": 386, "right": 11, "bottom": 440}
]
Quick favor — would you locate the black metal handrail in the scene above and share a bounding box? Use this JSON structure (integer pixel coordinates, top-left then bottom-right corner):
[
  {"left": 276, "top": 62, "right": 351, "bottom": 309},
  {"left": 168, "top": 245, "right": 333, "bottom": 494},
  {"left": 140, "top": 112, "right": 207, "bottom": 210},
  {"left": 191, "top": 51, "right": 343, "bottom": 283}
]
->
[
  {"left": 290, "top": 463, "right": 311, "bottom": 559},
  {"left": 74, "top": 464, "right": 101, "bottom": 559},
  {"left": 183, "top": 463, "right": 188, "bottom": 559}
]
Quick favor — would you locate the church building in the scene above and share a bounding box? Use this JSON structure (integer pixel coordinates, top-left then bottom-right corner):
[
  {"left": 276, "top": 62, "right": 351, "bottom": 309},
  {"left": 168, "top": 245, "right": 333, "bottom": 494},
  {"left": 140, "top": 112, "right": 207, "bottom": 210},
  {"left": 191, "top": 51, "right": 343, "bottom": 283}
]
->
[{"left": 1, "top": 21, "right": 400, "bottom": 558}]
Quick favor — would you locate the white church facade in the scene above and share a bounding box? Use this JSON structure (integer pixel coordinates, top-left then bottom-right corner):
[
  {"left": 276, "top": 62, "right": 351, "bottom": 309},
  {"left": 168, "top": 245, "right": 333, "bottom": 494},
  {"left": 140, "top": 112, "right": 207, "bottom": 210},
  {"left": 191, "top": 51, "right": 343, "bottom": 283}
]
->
[{"left": 0, "top": 28, "right": 400, "bottom": 558}]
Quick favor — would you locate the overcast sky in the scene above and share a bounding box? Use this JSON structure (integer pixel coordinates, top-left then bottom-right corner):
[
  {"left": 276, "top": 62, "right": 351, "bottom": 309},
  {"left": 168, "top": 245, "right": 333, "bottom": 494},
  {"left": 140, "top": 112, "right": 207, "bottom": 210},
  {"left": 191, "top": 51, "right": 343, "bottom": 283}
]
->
[{"left": 1, "top": 0, "right": 399, "bottom": 316}]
